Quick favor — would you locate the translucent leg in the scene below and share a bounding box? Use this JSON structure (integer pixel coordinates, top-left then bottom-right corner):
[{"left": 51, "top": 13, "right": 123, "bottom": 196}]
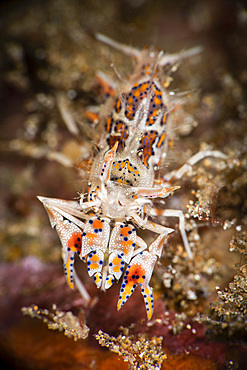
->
[
  {"left": 96, "top": 33, "right": 140, "bottom": 58},
  {"left": 96, "top": 33, "right": 202, "bottom": 67},
  {"left": 38, "top": 196, "right": 85, "bottom": 228},
  {"left": 74, "top": 269, "right": 91, "bottom": 304},
  {"left": 165, "top": 150, "right": 227, "bottom": 181},
  {"left": 131, "top": 212, "right": 174, "bottom": 237},
  {"left": 150, "top": 208, "right": 193, "bottom": 259},
  {"left": 57, "top": 93, "right": 80, "bottom": 136}
]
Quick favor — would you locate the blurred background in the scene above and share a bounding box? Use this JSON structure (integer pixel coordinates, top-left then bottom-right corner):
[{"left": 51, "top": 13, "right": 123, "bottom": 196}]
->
[{"left": 0, "top": 0, "right": 246, "bottom": 369}]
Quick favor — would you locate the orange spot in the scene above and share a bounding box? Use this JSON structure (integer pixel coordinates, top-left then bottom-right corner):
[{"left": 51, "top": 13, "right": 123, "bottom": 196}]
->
[
  {"left": 86, "top": 111, "right": 99, "bottom": 123},
  {"left": 115, "top": 121, "right": 126, "bottom": 132},
  {"left": 85, "top": 233, "right": 96, "bottom": 244},
  {"left": 116, "top": 178, "right": 129, "bottom": 185},
  {"left": 141, "top": 83, "right": 149, "bottom": 91},
  {"left": 113, "top": 266, "right": 121, "bottom": 273},
  {"left": 115, "top": 99, "right": 121, "bottom": 112},
  {"left": 106, "top": 117, "right": 113, "bottom": 132},
  {"left": 119, "top": 161, "right": 125, "bottom": 169},
  {"left": 89, "top": 263, "right": 99, "bottom": 270},
  {"left": 162, "top": 113, "right": 167, "bottom": 125},
  {"left": 127, "top": 162, "right": 133, "bottom": 172},
  {"left": 68, "top": 233, "right": 82, "bottom": 252},
  {"left": 126, "top": 240, "right": 133, "bottom": 247},
  {"left": 93, "top": 219, "right": 103, "bottom": 229},
  {"left": 90, "top": 254, "right": 100, "bottom": 262},
  {"left": 127, "top": 264, "right": 146, "bottom": 283},
  {"left": 121, "top": 227, "right": 130, "bottom": 237},
  {"left": 112, "top": 256, "right": 121, "bottom": 265},
  {"left": 154, "top": 96, "right": 161, "bottom": 105},
  {"left": 122, "top": 247, "right": 129, "bottom": 255},
  {"left": 157, "top": 133, "right": 165, "bottom": 148}
]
